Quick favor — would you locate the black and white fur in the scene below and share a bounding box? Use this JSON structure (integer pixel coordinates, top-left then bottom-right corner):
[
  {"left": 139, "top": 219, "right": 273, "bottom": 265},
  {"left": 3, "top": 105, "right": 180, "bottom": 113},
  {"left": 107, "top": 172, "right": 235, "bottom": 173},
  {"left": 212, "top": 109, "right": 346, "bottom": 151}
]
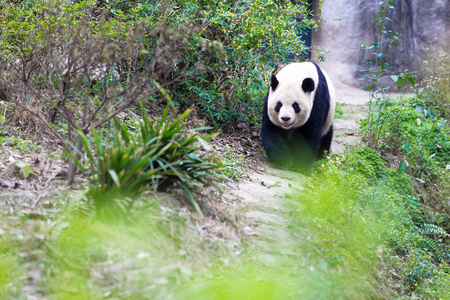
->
[{"left": 261, "top": 62, "right": 335, "bottom": 172}]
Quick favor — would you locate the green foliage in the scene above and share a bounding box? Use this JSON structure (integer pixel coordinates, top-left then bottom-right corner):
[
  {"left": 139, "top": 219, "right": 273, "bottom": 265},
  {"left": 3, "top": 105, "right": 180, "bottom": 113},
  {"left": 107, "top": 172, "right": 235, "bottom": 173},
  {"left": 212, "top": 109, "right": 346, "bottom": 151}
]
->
[
  {"left": 360, "top": 97, "right": 450, "bottom": 178},
  {"left": 416, "top": 53, "right": 450, "bottom": 120},
  {"left": 358, "top": 15, "right": 450, "bottom": 296},
  {"left": 294, "top": 149, "right": 450, "bottom": 298},
  {"left": 355, "top": 95, "right": 450, "bottom": 297},
  {"left": 45, "top": 220, "right": 106, "bottom": 298},
  {"left": 0, "top": 0, "right": 219, "bottom": 184},
  {"left": 0, "top": 236, "right": 21, "bottom": 297},
  {"left": 293, "top": 155, "right": 386, "bottom": 298},
  {"left": 419, "top": 223, "right": 450, "bottom": 262},
  {"left": 71, "top": 104, "right": 224, "bottom": 219},
  {"left": 385, "top": 167, "right": 413, "bottom": 196},
  {"left": 110, "top": 0, "right": 318, "bottom": 129},
  {"left": 352, "top": 147, "right": 385, "bottom": 180},
  {"left": 1, "top": 137, "right": 37, "bottom": 152},
  {"left": 334, "top": 102, "right": 345, "bottom": 119},
  {"left": 359, "top": 0, "right": 419, "bottom": 148},
  {"left": 43, "top": 208, "right": 191, "bottom": 298}
]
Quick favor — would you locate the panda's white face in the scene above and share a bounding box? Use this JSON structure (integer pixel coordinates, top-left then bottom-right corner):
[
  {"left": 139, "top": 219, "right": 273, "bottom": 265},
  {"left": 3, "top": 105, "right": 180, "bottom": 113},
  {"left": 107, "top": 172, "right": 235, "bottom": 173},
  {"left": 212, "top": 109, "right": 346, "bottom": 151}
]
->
[
  {"left": 267, "top": 77, "right": 316, "bottom": 130},
  {"left": 268, "top": 85, "right": 313, "bottom": 129},
  {"left": 265, "top": 62, "right": 335, "bottom": 138}
]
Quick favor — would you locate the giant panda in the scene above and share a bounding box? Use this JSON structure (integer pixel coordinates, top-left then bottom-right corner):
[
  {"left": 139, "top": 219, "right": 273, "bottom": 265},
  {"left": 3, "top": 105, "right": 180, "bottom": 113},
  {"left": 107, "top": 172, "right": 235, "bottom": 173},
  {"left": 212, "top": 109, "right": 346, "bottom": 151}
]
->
[{"left": 261, "top": 62, "right": 336, "bottom": 172}]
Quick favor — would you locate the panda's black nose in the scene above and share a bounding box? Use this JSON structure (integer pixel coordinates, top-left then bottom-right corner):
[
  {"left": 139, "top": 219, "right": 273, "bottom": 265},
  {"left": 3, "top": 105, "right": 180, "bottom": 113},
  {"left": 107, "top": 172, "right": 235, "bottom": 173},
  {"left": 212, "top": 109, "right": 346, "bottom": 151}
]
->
[{"left": 281, "top": 117, "right": 291, "bottom": 122}]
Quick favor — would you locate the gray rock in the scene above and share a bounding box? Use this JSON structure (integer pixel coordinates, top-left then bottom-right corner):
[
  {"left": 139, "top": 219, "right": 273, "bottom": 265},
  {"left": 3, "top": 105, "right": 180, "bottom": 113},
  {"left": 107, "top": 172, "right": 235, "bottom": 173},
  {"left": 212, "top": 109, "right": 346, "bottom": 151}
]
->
[{"left": 312, "top": 0, "right": 450, "bottom": 88}]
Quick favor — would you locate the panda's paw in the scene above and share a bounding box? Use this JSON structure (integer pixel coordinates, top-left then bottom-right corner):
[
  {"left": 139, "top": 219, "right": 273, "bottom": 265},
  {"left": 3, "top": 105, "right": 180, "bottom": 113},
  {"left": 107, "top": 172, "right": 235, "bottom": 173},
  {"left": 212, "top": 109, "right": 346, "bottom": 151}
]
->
[
  {"left": 268, "top": 155, "right": 293, "bottom": 171},
  {"left": 299, "top": 168, "right": 313, "bottom": 176},
  {"left": 288, "top": 163, "right": 313, "bottom": 176}
]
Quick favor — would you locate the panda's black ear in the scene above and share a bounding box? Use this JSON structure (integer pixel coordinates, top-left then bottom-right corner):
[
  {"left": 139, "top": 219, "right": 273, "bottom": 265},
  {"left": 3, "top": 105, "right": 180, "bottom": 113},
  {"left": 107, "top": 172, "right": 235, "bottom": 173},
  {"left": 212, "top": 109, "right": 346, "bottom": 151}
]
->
[
  {"left": 302, "top": 78, "right": 315, "bottom": 93},
  {"left": 270, "top": 74, "right": 279, "bottom": 91}
]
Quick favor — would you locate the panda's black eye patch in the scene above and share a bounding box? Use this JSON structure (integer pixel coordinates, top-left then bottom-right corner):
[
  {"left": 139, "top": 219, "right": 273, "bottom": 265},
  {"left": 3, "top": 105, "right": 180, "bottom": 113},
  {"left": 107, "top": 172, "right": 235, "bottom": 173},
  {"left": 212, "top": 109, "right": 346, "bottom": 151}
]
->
[
  {"left": 292, "top": 102, "right": 301, "bottom": 113},
  {"left": 275, "top": 101, "right": 282, "bottom": 113}
]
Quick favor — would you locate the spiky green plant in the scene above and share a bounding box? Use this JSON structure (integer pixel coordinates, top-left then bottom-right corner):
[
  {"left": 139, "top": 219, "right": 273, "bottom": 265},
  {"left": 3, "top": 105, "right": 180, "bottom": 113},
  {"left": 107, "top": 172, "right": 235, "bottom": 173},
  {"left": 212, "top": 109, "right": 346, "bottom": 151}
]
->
[
  {"left": 71, "top": 121, "right": 160, "bottom": 219},
  {"left": 71, "top": 103, "right": 224, "bottom": 218},
  {"left": 137, "top": 103, "right": 224, "bottom": 216}
]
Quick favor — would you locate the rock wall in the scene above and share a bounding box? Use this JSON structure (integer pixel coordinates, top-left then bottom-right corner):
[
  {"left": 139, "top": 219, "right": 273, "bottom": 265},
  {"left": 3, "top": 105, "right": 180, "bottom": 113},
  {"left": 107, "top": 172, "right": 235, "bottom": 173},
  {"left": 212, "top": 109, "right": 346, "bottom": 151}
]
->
[{"left": 311, "top": 0, "right": 450, "bottom": 88}]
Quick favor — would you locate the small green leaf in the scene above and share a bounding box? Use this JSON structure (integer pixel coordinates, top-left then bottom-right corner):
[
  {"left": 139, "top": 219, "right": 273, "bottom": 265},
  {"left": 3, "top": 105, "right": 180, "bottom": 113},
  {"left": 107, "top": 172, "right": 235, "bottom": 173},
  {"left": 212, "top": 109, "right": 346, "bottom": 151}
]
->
[
  {"left": 23, "top": 164, "right": 31, "bottom": 178},
  {"left": 396, "top": 77, "right": 404, "bottom": 90},
  {"left": 196, "top": 136, "right": 212, "bottom": 151},
  {"left": 14, "top": 161, "right": 32, "bottom": 178},
  {"left": 108, "top": 170, "right": 121, "bottom": 187},
  {"left": 390, "top": 75, "right": 398, "bottom": 82}
]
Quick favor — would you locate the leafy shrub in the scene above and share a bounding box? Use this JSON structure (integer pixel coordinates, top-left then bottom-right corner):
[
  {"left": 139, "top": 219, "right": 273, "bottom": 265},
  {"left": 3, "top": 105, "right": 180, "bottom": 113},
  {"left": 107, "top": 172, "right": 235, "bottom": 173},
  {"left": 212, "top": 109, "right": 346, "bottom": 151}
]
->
[
  {"left": 0, "top": 0, "right": 218, "bottom": 183},
  {"left": 294, "top": 150, "right": 450, "bottom": 298},
  {"left": 72, "top": 104, "right": 224, "bottom": 219},
  {"left": 359, "top": 0, "right": 419, "bottom": 148},
  {"left": 352, "top": 147, "right": 385, "bottom": 181},
  {"left": 416, "top": 53, "right": 450, "bottom": 120},
  {"left": 107, "top": 0, "right": 318, "bottom": 129},
  {"left": 385, "top": 167, "right": 413, "bottom": 196},
  {"left": 360, "top": 97, "right": 450, "bottom": 178}
]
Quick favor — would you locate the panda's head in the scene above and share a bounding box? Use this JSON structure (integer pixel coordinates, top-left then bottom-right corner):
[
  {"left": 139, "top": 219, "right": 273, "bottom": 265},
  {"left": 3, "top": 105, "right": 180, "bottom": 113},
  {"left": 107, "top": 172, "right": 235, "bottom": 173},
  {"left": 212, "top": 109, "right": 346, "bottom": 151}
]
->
[{"left": 267, "top": 70, "right": 316, "bottom": 130}]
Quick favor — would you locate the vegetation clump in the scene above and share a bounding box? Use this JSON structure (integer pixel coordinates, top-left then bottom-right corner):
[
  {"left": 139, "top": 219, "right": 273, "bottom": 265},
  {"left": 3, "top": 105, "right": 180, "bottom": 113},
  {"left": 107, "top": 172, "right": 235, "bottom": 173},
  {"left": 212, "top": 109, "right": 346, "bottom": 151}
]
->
[
  {"left": 0, "top": 0, "right": 449, "bottom": 299},
  {"left": 417, "top": 53, "right": 450, "bottom": 120},
  {"left": 72, "top": 104, "right": 224, "bottom": 219}
]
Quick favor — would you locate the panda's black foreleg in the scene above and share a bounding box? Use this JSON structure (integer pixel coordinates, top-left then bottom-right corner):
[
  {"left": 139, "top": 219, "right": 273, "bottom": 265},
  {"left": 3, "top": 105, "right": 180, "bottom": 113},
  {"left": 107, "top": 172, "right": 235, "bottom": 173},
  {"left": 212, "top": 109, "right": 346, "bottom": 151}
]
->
[
  {"left": 261, "top": 128, "right": 293, "bottom": 168},
  {"left": 318, "top": 124, "right": 333, "bottom": 159},
  {"left": 289, "top": 132, "right": 319, "bottom": 174}
]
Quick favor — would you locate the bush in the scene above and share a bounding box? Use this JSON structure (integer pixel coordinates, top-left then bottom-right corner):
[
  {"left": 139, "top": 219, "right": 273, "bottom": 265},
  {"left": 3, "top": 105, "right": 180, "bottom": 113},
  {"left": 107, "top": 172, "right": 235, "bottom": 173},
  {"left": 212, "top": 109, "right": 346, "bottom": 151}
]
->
[
  {"left": 0, "top": 0, "right": 219, "bottom": 183},
  {"left": 361, "top": 97, "right": 450, "bottom": 177},
  {"left": 294, "top": 149, "right": 450, "bottom": 298},
  {"left": 72, "top": 104, "right": 224, "bottom": 219},
  {"left": 110, "top": 0, "right": 318, "bottom": 129},
  {"left": 355, "top": 93, "right": 450, "bottom": 296},
  {"left": 416, "top": 53, "right": 450, "bottom": 120}
]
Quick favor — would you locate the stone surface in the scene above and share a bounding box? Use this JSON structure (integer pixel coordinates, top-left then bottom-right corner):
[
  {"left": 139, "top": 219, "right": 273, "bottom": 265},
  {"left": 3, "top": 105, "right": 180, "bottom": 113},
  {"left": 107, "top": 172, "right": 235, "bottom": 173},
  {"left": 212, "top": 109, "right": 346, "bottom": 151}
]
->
[{"left": 312, "top": 0, "right": 450, "bottom": 88}]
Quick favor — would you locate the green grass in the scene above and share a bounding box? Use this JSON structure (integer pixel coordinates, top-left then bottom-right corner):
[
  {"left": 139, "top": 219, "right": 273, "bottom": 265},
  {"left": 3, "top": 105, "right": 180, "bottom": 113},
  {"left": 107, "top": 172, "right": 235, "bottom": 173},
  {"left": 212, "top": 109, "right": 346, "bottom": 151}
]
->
[
  {"left": 334, "top": 102, "right": 346, "bottom": 119},
  {"left": 0, "top": 236, "right": 22, "bottom": 298}
]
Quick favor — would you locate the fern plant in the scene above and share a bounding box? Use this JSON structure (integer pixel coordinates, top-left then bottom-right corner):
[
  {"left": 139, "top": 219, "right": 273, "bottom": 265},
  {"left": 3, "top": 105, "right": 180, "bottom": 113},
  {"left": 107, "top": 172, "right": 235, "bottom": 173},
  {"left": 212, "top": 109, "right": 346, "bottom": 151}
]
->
[{"left": 418, "top": 223, "right": 450, "bottom": 262}]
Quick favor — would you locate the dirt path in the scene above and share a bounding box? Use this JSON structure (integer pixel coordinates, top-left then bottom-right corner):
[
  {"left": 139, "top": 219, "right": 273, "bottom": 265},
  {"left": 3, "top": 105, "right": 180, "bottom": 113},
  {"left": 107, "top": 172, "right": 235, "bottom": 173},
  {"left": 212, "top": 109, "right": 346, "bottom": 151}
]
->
[
  {"left": 227, "top": 167, "right": 304, "bottom": 270},
  {"left": 226, "top": 82, "right": 372, "bottom": 271}
]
